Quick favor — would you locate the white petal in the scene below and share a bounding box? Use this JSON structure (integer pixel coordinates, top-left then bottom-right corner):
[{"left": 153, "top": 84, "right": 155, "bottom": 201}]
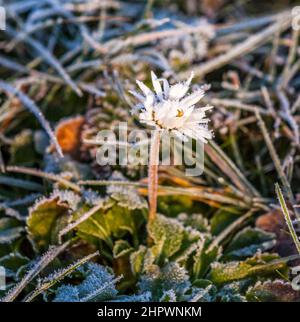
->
[
  {"left": 167, "top": 72, "right": 194, "bottom": 100},
  {"left": 180, "top": 88, "right": 205, "bottom": 108},
  {"left": 143, "top": 95, "right": 155, "bottom": 111},
  {"left": 136, "top": 80, "right": 154, "bottom": 98},
  {"left": 151, "top": 71, "right": 163, "bottom": 100},
  {"left": 172, "top": 130, "right": 189, "bottom": 142},
  {"left": 168, "top": 83, "right": 189, "bottom": 100},
  {"left": 129, "top": 90, "right": 144, "bottom": 102},
  {"left": 200, "top": 105, "right": 214, "bottom": 112},
  {"left": 186, "top": 71, "right": 194, "bottom": 86},
  {"left": 161, "top": 78, "right": 170, "bottom": 99}
]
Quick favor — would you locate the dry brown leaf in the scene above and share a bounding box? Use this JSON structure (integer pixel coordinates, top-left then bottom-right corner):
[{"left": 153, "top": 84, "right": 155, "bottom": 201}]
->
[
  {"left": 54, "top": 116, "right": 85, "bottom": 155},
  {"left": 256, "top": 209, "right": 298, "bottom": 258}
]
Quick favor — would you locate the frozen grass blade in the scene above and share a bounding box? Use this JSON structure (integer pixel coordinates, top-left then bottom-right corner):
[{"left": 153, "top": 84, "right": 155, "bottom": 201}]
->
[
  {"left": 0, "top": 81, "right": 64, "bottom": 158},
  {"left": 1, "top": 240, "right": 72, "bottom": 302},
  {"left": 255, "top": 109, "right": 298, "bottom": 218},
  {"left": 5, "top": 166, "right": 81, "bottom": 192},
  {"left": 206, "top": 140, "right": 260, "bottom": 197},
  {"left": 275, "top": 183, "right": 300, "bottom": 254},
  {"left": 0, "top": 175, "right": 43, "bottom": 191},
  {"left": 24, "top": 251, "right": 99, "bottom": 302},
  {"left": 5, "top": 25, "right": 82, "bottom": 96}
]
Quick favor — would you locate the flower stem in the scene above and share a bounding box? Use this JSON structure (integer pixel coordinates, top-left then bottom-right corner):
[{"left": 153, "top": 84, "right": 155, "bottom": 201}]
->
[{"left": 148, "top": 130, "right": 160, "bottom": 223}]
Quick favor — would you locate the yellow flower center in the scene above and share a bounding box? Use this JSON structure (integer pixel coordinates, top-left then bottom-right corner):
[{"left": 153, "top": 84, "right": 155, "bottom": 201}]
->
[{"left": 176, "top": 109, "right": 184, "bottom": 117}]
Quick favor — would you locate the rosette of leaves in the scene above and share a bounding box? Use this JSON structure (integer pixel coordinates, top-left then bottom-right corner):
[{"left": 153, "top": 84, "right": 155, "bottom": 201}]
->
[{"left": 27, "top": 186, "right": 147, "bottom": 254}]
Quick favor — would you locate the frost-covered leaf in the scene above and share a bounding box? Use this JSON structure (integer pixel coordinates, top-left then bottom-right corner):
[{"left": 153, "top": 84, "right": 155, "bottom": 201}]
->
[
  {"left": 53, "top": 263, "right": 121, "bottom": 302},
  {"left": 209, "top": 253, "right": 288, "bottom": 285},
  {"left": 25, "top": 252, "right": 99, "bottom": 302},
  {"left": 159, "top": 289, "right": 177, "bottom": 302},
  {"left": 113, "top": 240, "right": 133, "bottom": 259},
  {"left": 107, "top": 172, "right": 147, "bottom": 210},
  {"left": 53, "top": 285, "right": 79, "bottom": 302},
  {"left": 76, "top": 200, "right": 146, "bottom": 248},
  {"left": 192, "top": 235, "right": 221, "bottom": 280},
  {"left": 217, "top": 280, "right": 248, "bottom": 302},
  {"left": 27, "top": 191, "right": 79, "bottom": 252},
  {"left": 178, "top": 213, "right": 210, "bottom": 233},
  {"left": 246, "top": 280, "right": 300, "bottom": 302},
  {"left": 138, "top": 262, "right": 191, "bottom": 301},
  {"left": 138, "top": 261, "right": 213, "bottom": 302},
  {"left": 148, "top": 214, "right": 185, "bottom": 260},
  {"left": 223, "top": 228, "right": 276, "bottom": 260},
  {"left": 130, "top": 245, "right": 148, "bottom": 276}
]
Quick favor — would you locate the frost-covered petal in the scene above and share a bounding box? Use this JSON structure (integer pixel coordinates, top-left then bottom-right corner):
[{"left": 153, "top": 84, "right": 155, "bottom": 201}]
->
[
  {"left": 168, "top": 72, "right": 194, "bottom": 100},
  {"left": 131, "top": 72, "right": 213, "bottom": 144},
  {"left": 180, "top": 88, "right": 205, "bottom": 108},
  {"left": 186, "top": 71, "right": 194, "bottom": 86},
  {"left": 182, "top": 125, "right": 213, "bottom": 143},
  {"left": 136, "top": 80, "right": 155, "bottom": 99},
  {"left": 185, "top": 105, "right": 213, "bottom": 123},
  {"left": 129, "top": 90, "right": 145, "bottom": 102},
  {"left": 151, "top": 71, "right": 163, "bottom": 100},
  {"left": 161, "top": 78, "right": 170, "bottom": 99}
]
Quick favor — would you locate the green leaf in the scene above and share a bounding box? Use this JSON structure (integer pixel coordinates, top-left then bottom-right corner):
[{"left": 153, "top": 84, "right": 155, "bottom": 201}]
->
[
  {"left": 27, "top": 195, "right": 72, "bottom": 252},
  {"left": 130, "top": 246, "right": 147, "bottom": 276},
  {"left": 113, "top": 240, "right": 133, "bottom": 259},
  {"left": 209, "top": 253, "right": 288, "bottom": 285},
  {"left": 223, "top": 228, "right": 276, "bottom": 260},
  {"left": 148, "top": 214, "right": 185, "bottom": 261},
  {"left": 76, "top": 202, "right": 146, "bottom": 248},
  {"left": 210, "top": 208, "right": 243, "bottom": 236},
  {"left": 0, "top": 218, "right": 24, "bottom": 244},
  {"left": 192, "top": 235, "right": 221, "bottom": 280}
]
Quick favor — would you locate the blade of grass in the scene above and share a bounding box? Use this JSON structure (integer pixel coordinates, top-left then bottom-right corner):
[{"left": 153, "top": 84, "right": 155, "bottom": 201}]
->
[
  {"left": 0, "top": 81, "right": 64, "bottom": 158},
  {"left": 24, "top": 251, "right": 99, "bottom": 302},
  {"left": 275, "top": 183, "right": 300, "bottom": 254},
  {"left": 1, "top": 240, "right": 72, "bottom": 302},
  {"left": 255, "top": 109, "right": 298, "bottom": 218}
]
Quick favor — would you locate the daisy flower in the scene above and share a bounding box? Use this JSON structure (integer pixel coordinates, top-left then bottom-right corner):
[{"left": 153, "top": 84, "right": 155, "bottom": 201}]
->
[{"left": 130, "top": 71, "right": 213, "bottom": 143}]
